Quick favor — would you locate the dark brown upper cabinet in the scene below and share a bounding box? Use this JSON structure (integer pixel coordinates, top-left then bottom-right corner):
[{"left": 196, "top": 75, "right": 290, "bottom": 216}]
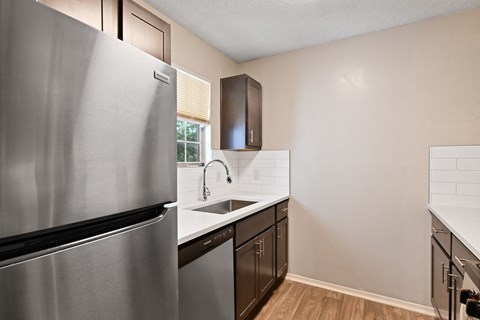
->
[
  {"left": 37, "top": 0, "right": 171, "bottom": 64},
  {"left": 122, "top": 0, "right": 171, "bottom": 64},
  {"left": 37, "top": 0, "right": 118, "bottom": 38},
  {"left": 221, "top": 74, "right": 262, "bottom": 150}
]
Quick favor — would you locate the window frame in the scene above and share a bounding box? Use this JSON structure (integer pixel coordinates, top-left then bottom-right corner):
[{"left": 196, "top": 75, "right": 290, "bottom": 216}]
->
[
  {"left": 174, "top": 67, "right": 211, "bottom": 167},
  {"left": 176, "top": 117, "right": 207, "bottom": 167}
]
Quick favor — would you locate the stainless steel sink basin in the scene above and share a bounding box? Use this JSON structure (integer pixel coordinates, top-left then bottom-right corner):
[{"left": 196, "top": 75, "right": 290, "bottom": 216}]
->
[{"left": 192, "top": 199, "right": 257, "bottom": 214}]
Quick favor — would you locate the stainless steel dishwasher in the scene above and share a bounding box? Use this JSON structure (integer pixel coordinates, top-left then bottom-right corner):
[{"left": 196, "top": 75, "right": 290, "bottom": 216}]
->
[{"left": 178, "top": 225, "right": 235, "bottom": 320}]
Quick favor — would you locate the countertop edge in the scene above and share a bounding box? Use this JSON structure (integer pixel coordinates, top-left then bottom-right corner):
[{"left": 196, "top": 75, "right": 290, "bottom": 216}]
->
[
  {"left": 428, "top": 204, "right": 480, "bottom": 260},
  {"left": 178, "top": 194, "right": 290, "bottom": 245}
]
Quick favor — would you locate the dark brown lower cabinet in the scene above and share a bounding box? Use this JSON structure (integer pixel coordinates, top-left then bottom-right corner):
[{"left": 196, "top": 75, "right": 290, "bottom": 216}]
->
[
  {"left": 235, "top": 239, "right": 258, "bottom": 320},
  {"left": 258, "top": 227, "right": 276, "bottom": 300},
  {"left": 235, "top": 226, "right": 275, "bottom": 320},
  {"left": 431, "top": 236, "right": 450, "bottom": 320},
  {"left": 276, "top": 218, "right": 288, "bottom": 279}
]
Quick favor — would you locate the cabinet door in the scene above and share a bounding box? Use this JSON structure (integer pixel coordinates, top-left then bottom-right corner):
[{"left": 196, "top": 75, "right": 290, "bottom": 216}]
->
[
  {"left": 258, "top": 226, "right": 276, "bottom": 300},
  {"left": 450, "top": 265, "right": 463, "bottom": 320},
  {"left": 276, "top": 218, "right": 288, "bottom": 279},
  {"left": 431, "top": 237, "right": 450, "bottom": 320},
  {"left": 246, "top": 77, "right": 262, "bottom": 148},
  {"left": 235, "top": 239, "right": 258, "bottom": 320},
  {"left": 122, "top": 0, "right": 171, "bottom": 64}
]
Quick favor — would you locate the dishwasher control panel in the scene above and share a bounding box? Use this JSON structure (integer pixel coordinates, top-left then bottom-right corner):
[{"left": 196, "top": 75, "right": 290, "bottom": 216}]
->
[{"left": 178, "top": 226, "right": 234, "bottom": 268}]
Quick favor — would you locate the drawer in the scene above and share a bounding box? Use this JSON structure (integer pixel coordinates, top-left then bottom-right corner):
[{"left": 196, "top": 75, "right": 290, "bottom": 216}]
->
[
  {"left": 452, "top": 235, "right": 478, "bottom": 273},
  {"left": 431, "top": 213, "right": 451, "bottom": 256},
  {"left": 235, "top": 207, "right": 275, "bottom": 248},
  {"left": 275, "top": 200, "right": 289, "bottom": 222}
]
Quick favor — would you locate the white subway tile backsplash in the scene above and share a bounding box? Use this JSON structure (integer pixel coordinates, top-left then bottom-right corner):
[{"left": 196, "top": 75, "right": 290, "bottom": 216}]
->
[
  {"left": 238, "top": 159, "right": 275, "bottom": 168},
  {"left": 275, "top": 159, "right": 289, "bottom": 168},
  {"left": 430, "top": 171, "right": 459, "bottom": 182},
  {"left": 431, "top": 194, "right": 480, "bottom": 208},
  {"left": 260, "top": 150, "right": 289, "bottom": 160},
  {"left": 262, "top": 168, "right": 289, "bottom": 177},
  {"left": 261, "top": 185, "right": 289, "bottom": 195},
  {"left": 431, "top": 171, "right": 480, "bottom": 183},
  {"left": 238, "top": 184, "right": 262, "bottom": 193},
  {"left": 457, "top": 183, "right": 480, "bottom": 196},
  {"left": 238, "top": 176, "right": 250, "bottom": 184},
  {"left": 431, "top": 146, "right": 480, "bottom": 158},
  {"left": 458, "top": 172, "right": 480, "bottom": 183},
  {"left": 275, "top": 177, "right": 290, "bottom": 186},
  {"left": 177, "top": 150, "right": 290, "bottom": 204},
  {"left": 238, "top": 151, "right": 259, "bottom": 160},
  {"left": 430, "top": 159, "right": 456, "bottom": 170},
  {"left": 250, "top": 176, "right": 275, "bottom": 185},
  {"left": 458, "top": 159, "right": 480, "bottom": 171},
  {"left": 430, "top": 182, "right": 456, "bottom": 194},
  {"left": 429, "top": 146, "right": 480, "bottom": 208}
]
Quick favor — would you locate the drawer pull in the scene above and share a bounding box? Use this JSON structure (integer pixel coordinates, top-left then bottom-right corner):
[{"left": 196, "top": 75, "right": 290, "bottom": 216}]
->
[
  {"left": 432, "top": 227, "right": 448, "bottom": 234},
  {"left": 280, "top": 208, "right": 288, "bottom": 212},
  {"left": 448, "top": 273, "right": 460, "bottom": 279},
  {"left": 455, "top": 256, "right": 467, "bottom": 268}
]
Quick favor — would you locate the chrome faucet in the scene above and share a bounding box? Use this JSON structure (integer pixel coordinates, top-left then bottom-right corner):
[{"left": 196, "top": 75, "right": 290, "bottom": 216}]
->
[{"left": 203, "top": 159, "right": 232, "bottom": 201}]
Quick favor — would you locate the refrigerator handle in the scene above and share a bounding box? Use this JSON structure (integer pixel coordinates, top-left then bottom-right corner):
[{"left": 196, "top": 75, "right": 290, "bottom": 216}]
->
[{"left": 164, "top": 202, "right": 178, "bottom": 209}]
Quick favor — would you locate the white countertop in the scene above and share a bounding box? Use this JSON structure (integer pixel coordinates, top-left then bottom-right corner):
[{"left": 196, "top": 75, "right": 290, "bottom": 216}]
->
[
  {"left": 177, "top": 193, "right": 289, "bottom": 245},
  {"left": 428, "top": 205, "right": 480, "bottom": 260}
]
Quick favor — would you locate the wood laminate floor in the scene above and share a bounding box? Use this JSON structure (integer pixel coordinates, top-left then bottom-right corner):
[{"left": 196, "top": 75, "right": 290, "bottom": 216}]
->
[{"left": 249, "top": 280, "right": 435, "bottom": 320}]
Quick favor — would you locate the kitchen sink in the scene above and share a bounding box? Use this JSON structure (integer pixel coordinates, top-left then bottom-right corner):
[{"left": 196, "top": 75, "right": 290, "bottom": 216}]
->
[{"left": 192, "top": 199, "right": 257, "bottom": 214}]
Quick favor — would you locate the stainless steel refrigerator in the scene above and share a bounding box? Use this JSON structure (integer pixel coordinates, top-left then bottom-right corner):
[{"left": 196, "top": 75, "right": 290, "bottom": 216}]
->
[{"left": 0, "top": 0, "right": 178, "bottom": 319}]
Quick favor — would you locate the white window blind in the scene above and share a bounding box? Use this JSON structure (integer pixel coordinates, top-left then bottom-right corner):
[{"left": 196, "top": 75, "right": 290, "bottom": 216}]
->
[{"left": 177, "top": 69, "right": 210, "bottom": 123}]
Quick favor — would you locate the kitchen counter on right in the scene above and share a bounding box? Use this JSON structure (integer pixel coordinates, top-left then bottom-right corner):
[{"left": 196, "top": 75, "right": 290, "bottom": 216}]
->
[{"left": 429, "top": 205, "right": 480, "bottom": 260}]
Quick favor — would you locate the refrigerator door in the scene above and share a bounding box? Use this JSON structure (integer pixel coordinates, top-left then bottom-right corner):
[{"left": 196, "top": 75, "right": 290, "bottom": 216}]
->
[
  {"left": 0, "top": 0, "right": 177, "bottom": 239},
  {"left": 0, "top": 207, "right": 178, "bottom": 320}
]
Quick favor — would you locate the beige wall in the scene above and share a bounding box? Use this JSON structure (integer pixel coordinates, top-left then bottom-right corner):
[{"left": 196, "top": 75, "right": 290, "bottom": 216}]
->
[
  {"left": 134, "top": 0, "right": 240, "bottom": 148},
  {"left": 137, "top": 1, "right": 480, "bottom": 306},
  {"left": 240, "top": 8, "right": 480, "bottom": 305}
]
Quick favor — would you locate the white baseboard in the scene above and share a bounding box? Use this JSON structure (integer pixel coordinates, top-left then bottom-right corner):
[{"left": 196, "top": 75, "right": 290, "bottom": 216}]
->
[{"left": 285, "top": 273, "right": 436, "bottom": 317}]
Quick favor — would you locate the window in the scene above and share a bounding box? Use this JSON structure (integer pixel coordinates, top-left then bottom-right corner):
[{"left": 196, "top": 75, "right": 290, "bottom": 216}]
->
[
  {"left": 176, "top": 119, "right": 201, "bottom": 163},
  {"left": 176, "top": 68, "right": 211, "bottom": 165}
]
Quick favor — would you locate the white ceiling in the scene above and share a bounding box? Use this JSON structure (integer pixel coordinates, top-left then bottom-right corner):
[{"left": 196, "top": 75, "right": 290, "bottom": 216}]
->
[{"left": 145, "top": 0, "right": 480, "bottom": 63}]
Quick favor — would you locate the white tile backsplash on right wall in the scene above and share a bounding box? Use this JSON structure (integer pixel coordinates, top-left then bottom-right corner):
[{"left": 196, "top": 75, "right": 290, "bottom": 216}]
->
[
  {"left": 429, "top": 146, "right": 480, "bottom": 208},
  {"left": 177, "top": 149, "right": 290, "bottom": 205},
  {"left": 236, "top": 150, "right": 290, "bottom": 195}
]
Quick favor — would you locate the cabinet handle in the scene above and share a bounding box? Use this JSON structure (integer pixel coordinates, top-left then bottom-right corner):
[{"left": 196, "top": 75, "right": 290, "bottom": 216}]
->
[
  {"left": 448, "top": 273, "right": 460, "bottom": 278},
  {"left": 261, "top": 239, "right": 264, "bottom": 257},
  {"left": 277, "top": 227, "right": 282, "bottom": 239},
  {"left": 249, "top": 130, "right": 254, "bottom": 143},
  {"left": 280, "top": 208, "right": 288, "bottom": 212},
  {"left": 449, "top": 278, "right": 460, "bottom": 292},
  {"left": 455, "top": 256, "right": 467, "bottom": 268},
  {"left": 255, "top": 241, "right": 262, "bottom": 255},
  {"left": 441, "top": 263, "right": 447, "bottom": 284},
  {"left": 432, "top": 227, "right": 448, "bottom": 234}
]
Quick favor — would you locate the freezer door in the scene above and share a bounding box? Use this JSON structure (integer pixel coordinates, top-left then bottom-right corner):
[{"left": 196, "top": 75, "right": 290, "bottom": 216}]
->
[
  {"left": 0, "top": 207, "right": 178, "bottom": 320},
  {"left": 0, "top": 0, "right": 177, "bottom": 238}
]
